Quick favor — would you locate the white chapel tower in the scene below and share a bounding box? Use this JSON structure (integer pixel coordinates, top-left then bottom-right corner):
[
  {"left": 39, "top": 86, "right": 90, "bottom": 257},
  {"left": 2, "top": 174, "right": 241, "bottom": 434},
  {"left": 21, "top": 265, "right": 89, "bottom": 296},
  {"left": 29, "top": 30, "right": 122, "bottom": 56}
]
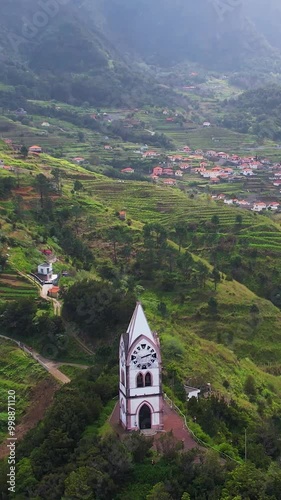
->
[{"left": 119, "top": 302, "right": 164, "bottom": 431}]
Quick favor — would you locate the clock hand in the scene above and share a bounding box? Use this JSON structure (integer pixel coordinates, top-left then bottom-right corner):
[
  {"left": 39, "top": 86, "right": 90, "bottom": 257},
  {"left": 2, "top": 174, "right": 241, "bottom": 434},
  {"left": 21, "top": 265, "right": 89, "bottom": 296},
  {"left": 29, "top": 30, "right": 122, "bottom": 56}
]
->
[{"left": 140, "top": 354, "right": 152, "bottom": 359}]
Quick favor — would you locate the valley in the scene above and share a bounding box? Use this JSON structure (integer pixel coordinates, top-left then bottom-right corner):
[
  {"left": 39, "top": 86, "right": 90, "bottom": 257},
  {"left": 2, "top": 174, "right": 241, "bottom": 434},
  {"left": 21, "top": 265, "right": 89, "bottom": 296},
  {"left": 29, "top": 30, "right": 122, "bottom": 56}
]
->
[{"left": 2, "top": 1, "right": 281, "bottom": 497}]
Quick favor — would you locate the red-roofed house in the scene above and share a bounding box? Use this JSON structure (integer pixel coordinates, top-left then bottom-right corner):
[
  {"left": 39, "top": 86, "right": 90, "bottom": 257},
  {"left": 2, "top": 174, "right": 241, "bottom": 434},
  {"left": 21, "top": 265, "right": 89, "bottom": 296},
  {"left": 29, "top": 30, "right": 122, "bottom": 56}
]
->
[
  {"left": 47, "top": 286, "right": 60, "bottom": 299},
  {"left": 242, "top": 169, "right": 254, "bottom": 176},
  {"left": 29, "top": 145, "right": 42, "bottom": 154},
  {"left": 153, "top": 166, "right": 163, "bottom": 176},
  {"left": 163, "top": 167, "right": 174, "bottom": 175},
  {"left": 121, "top": 167, "right": 135, "bottom": 173},
  {"left": 73, "top": 157, "right": 85, "bottom": 164},
  {"left": 142, "top": 151, "right": 159, "bottom": 158},
  {"left": 268, "top": 202, "right": 280, "bottom": 210},
  {"left": 217, "top": 152, "right": 229, "bottom": 159},
  {"left": 252, "top": 202, "right": 267, "bottom": 212},
  {"left": 163, "top": 178, "right": 176, "bottom": 186},
  {"left": 119, "top": 210, "right": 127, "bottom": 220}
]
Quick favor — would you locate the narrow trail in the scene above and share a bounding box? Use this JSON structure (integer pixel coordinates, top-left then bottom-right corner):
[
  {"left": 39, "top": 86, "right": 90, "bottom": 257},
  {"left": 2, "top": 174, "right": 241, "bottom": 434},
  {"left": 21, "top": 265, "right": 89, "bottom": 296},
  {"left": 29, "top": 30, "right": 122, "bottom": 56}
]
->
[{"left": 0, "top": 335, "right": 71, "bottom": 384}]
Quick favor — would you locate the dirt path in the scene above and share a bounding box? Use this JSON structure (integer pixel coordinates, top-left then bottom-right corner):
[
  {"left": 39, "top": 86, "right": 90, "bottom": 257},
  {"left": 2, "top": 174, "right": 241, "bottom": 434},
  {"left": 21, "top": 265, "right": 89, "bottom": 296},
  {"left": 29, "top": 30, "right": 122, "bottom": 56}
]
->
[
  {"left": 34, "top": 353, "right": 71, "bottom": 384},
  {"left": 0, "top": 335, "right": 71, "bottom": 384},
  {"left": 69, "top": 329, "right": 95, "bottom": 356},
  {"left": 0, "top": 378, "right": 59, "bottom": 459},
  {"left": 40, "top": 284, "right": 62, "bottom": 316}
]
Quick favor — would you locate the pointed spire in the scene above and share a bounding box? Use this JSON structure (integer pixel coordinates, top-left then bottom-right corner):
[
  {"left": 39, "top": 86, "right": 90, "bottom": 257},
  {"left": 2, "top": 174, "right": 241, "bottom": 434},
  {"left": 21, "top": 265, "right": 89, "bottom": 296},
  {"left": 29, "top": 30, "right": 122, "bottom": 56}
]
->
[{"left": 127, "top": 302, "right": 153, "bottom": 346}]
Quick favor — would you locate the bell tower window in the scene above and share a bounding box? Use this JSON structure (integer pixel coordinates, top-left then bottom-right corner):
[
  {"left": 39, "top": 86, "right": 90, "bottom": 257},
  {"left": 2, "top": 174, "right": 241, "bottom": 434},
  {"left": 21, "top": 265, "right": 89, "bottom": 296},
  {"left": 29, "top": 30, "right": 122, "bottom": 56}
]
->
[
  {"left": 137, "top": 373, "right": 144, "bottom": 387},
  {"left": 145, "top": 372, "right": 152, "bottom": 387}
]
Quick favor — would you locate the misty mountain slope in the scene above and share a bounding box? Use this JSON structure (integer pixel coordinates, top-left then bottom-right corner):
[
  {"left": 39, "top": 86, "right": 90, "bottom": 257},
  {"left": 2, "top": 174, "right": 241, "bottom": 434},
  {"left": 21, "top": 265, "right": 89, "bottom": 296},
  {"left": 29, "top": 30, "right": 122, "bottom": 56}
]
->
[
  {"left": 1, "top": 0, "right": 281, "bottom": 109},
  {"left": 245, "top": 0, "right": 281, "bottom": 51},
  {"left": 0, "top": 0, "right": 172, "bottom": 107},
  {"left": 95, "top": 0, "right": 281, "bottom": 70}
]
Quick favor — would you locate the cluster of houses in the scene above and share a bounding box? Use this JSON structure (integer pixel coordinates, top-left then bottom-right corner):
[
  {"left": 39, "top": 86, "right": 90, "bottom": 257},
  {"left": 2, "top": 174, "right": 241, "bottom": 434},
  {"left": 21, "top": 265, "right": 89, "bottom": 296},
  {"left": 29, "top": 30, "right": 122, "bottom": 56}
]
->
[
  {"left": 193, "top": 151, "right": 267, "bottom": 183},
  {"left": 115, "top": 146, "right": 281, "bottom": 209},
  {"left": 212, "top": 194, "right": 280, "bottom": 212},
  {"left": 117, "top": 146, "right": 281, "bottom": 210}
]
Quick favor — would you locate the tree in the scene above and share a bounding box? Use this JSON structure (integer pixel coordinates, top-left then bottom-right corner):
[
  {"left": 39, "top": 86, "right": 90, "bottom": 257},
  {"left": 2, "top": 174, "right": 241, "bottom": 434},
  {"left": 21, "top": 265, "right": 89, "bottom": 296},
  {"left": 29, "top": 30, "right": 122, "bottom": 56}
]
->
[
  {"left": 208, "top": 297, "right": 218, "bottom": 314},
  {"left": 123, "top": 432, "right": 153, "bottom": 463},
  {"left": 16, "top": 458, "right": 38, "bottom": 495},
  {"left": 181, "top": 494, "right": 191, "bottom": 500},
  {"left": 196, "top": 261, "right": 209, "bottom": 288},
  {"left": 147, "top": 482, "right": 173, "bottom": 500},
  {"left": 20, "top": 145, "right": 28, "bottom": 158},
  {"left": 64, "top": 467, "right": 93, "bottom": 500},
  {"left": 174, "top": 222, "right": 187, "bottom": 252},
  {"left": 71, "top": 204, "right": 83, "bottom": 235},
  {"left": 62, "top": 279, "right": 135, "bottom": 338},
  {"left": 0, "top": 298, "right": 37, "bottom": 336},
  {"left": 51, "top": 168, "right": 62, "bottom": 194},
  {"left": 211, "top": 267, "right": 221, "bottom": 290},
  {"left": 244, "top": 375, "right": 257, "bottom": 397},
  {"left": 74, "top": 180, "right": 83, "bottom": 192},
  {"left": 221, "top": 463, "right": 266, "bottom": 500},
  {"left": 35, "top": 173, "right": 51, "bottom": 208},
  {"left": 235, "top": 214, "right": 243, "bottom": 226},
  {"left": 78, "top": 131, "right": 85, "bottom": 142},
  {"left": 155, "top": 430, "right": 182, "bottom": 460},
  {"left": 107, "top": 225, "right": 133, "bottom": 265},
  {"left": 211, "top": 214, "right": 220, "bottom": 228}
]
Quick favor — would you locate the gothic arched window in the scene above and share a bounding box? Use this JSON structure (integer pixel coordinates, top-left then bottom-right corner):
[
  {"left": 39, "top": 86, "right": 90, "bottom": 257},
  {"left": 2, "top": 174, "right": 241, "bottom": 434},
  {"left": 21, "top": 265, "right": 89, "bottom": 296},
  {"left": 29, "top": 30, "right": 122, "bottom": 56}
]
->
[
  {"left": 137, "top": 373, "right": 144, "bottom": 387},
  {"left": 145, "top": 372, "right": 152, "bottom": 387},
  {"left": 121, "top": 369, "right": 125, "bottom": 386}
]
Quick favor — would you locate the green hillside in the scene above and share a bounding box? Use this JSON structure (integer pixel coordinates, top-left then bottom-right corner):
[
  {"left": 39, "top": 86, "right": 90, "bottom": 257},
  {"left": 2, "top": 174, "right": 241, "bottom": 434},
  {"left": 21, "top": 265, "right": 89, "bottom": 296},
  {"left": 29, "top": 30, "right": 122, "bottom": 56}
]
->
[
  {"left": 0, "top": 339, "right": 57, "bottom": 444},
  {"left": 1, "top": 135, "right": 281, "bottom": 496}
]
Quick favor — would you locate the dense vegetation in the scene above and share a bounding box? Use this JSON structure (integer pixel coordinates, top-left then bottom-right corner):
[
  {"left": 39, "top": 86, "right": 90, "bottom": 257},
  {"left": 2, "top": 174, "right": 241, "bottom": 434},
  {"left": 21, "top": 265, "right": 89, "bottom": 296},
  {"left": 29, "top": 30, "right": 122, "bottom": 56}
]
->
[
  {"left": 221, "top": 84, "right": 281, "bottom": 139},
  {"left": 2, "top": 363, "right": 281, "bottom": 499}
]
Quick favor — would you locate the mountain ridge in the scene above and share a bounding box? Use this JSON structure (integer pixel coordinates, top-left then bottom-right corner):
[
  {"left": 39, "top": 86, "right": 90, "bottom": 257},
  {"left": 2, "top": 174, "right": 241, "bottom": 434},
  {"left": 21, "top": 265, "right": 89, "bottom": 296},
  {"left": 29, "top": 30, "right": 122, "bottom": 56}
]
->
[{"left": 1, "top": 0, "right": 281, "bottom": 109}]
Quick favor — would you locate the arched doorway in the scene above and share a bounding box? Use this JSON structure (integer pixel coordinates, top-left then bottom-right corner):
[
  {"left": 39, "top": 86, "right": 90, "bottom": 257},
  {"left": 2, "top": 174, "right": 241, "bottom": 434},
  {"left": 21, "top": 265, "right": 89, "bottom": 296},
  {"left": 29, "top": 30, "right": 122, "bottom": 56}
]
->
[{"left": 139, "top": 404, "right": 151, "bottom": 429}]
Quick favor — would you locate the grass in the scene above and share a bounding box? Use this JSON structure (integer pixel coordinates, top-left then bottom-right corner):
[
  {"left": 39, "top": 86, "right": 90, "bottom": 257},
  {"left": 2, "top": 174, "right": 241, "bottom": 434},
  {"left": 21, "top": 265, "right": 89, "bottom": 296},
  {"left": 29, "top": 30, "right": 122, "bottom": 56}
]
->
[
  {"left": 58, "top": 364, "right": 87, "bottom": 379},
  {"left": 140, "top": 283, "right": 281, "bottom": 415}
]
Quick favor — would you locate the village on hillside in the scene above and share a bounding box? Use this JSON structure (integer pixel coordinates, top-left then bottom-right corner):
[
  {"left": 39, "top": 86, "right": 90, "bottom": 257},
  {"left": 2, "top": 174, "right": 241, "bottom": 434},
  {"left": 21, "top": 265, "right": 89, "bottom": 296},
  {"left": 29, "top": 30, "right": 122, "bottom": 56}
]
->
[{"left": 2, "top": 123, "right": 281, "bottom": 215}]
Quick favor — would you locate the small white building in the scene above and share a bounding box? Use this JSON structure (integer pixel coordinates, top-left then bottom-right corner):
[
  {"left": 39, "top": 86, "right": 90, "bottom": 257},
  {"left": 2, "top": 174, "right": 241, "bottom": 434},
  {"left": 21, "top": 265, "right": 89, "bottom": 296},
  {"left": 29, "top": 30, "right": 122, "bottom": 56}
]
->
[
  {"left": 242, "top": 169, "right": 254, "bottom": 176},
  {"left": 267, "top": 202, "right": 280, "bottom": 210},
  {"left": 252, "top": 202, "right": 267, "bottom": 212},
  {"left": 184, "top": 385, "right": 200, "bottom": 400},
  {"left": 37, "top": 262, "right": 53, "bottom": 281}
]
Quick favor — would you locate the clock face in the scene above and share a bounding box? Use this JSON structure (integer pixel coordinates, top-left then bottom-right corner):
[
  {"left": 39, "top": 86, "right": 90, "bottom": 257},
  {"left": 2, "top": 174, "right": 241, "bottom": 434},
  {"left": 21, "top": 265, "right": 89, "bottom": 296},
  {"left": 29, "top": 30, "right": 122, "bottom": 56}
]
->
[
  {"left": 120, "top": 340, "right": 125, "bottom": 366},
  {"left": 131, "top": 343, "right": 157, "bottom": 370}
]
